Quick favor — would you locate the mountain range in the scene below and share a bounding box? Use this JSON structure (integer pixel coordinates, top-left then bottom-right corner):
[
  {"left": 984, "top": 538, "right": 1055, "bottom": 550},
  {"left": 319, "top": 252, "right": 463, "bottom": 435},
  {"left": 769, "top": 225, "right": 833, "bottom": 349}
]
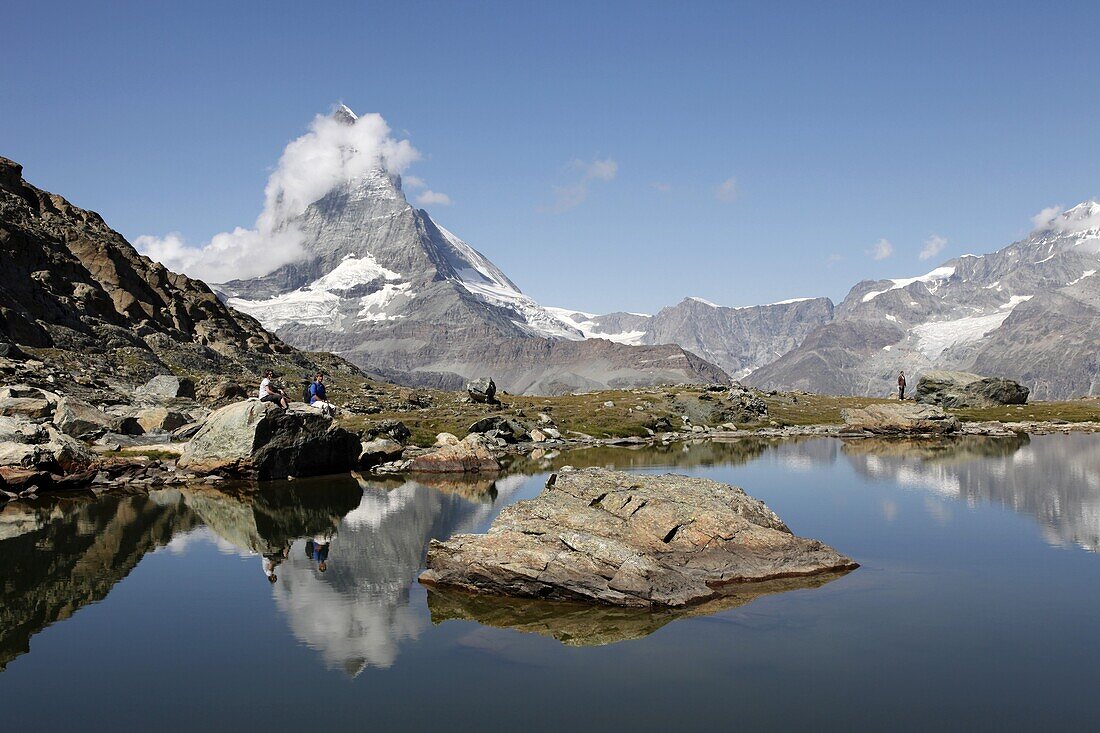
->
[{"left": 214, "top": 105, "right": 1098, "bottom": 398}]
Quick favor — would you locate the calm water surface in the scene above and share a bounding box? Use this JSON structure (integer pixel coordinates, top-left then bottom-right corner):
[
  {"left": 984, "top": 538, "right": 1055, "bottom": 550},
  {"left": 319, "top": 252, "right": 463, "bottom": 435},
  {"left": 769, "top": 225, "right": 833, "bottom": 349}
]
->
[{"left": 3, "top": 434, "right": 1100, "bottom": 731}]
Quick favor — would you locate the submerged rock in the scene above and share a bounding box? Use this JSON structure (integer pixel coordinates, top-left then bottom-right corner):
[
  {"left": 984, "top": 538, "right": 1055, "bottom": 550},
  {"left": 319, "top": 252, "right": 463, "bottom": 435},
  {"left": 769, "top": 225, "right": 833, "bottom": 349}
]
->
[
  {"left": 916, "top": 370, "right": 1030, "bottom": 408},
  {"left": 841, "top": 403, "right": 961, "bottom": 435},
  {"left": 177, "top": 401, "right": 360, "bottom": 479},
  {"left": 420, "top": 467, "right": 856, "bottom": 607}
]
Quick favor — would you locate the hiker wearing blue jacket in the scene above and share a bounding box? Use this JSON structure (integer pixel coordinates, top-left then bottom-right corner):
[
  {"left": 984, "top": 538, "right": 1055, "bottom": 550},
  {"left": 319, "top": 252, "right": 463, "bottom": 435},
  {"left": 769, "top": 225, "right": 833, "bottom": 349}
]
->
[{"left": 309, "top": 373, "right": 335, "bottom": 417}]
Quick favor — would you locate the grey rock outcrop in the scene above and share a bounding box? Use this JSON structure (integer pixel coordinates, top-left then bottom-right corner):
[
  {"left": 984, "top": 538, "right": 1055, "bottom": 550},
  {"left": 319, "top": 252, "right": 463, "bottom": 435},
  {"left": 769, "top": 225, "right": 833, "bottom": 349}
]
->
[
  {"left": 136, "top": 375, "right": 196, "bottom": 401},
  {"left": 841, "top": 403, "right": 961, "bottom": 435},
  {"left": 177, "top": 401, "right": 360, "bottom": 479},
  {"left": 420, "top": 467, "right": 856, "bottom": 607},
  {"left": 52, "top": 396, "right": 112, "bottom": 439},
  {"left": 466, "top": 378, "right": 496, "bottom": 404},
  {"left": 916, "top": 370, "right": 1029, "bottom": 408},
  {"left": 358, "top": 438, "right": 404, "bottom": 469},
  {"left": 0, "top": 415, "right": 95, "bottom": 474}
]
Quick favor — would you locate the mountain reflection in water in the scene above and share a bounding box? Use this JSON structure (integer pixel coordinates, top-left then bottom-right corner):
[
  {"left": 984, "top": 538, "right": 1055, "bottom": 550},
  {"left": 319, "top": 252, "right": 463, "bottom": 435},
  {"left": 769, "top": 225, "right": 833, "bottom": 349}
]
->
[{"left": 3, "top": 433, "right": 1100, "bottom": 675}]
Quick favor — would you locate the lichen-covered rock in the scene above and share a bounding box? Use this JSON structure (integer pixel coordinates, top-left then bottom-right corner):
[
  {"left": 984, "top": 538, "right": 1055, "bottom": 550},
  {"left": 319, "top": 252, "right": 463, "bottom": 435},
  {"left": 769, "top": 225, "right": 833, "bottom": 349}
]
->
[
  {"left": 134, "top": 407, "right": 189, "bottom": 434},
  {"left": 841, "top": 403, "right": 960, "bottom": 434},
  {"left": 177, "top": 401, "right": 360, "bottom": 479},
  {"left": 420, "top": 467, "right": 856, "bottom": 607},
  {"left": 408, "top": 434, "right": 501, "bottom": 474},
  {"left": 916, "top": 370, "right": 1029, "bottom": 408},
  {"left": 136, "top": 375, "right": 197, "bottom": 401}
]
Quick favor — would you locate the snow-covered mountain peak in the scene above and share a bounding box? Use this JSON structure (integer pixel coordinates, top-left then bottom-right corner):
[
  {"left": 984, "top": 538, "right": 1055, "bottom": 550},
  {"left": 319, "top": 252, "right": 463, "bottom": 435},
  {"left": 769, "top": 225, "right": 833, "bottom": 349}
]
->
[{"left": 333, "top": 103, "right": 359, "bottom": 124}]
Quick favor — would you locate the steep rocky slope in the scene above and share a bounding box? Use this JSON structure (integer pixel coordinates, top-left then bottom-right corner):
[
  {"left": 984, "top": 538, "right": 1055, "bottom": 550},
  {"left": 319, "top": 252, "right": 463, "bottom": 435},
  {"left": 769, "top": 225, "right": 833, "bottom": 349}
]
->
[{"left": 0, "top": 156, "right": 358, "bottom": 394}]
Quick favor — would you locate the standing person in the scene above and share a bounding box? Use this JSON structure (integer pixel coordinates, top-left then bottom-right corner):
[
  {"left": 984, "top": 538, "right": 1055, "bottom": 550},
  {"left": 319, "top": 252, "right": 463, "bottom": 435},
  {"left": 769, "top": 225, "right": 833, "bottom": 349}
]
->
[
  {"left": 898, "top": 371, "right": 907, "bottom": 400},
  {"left": 308, "top": 373, "right": 335, "bottom": 417},
  {"left": 258, "top": 369, "right": 289, "bottom": 409}
]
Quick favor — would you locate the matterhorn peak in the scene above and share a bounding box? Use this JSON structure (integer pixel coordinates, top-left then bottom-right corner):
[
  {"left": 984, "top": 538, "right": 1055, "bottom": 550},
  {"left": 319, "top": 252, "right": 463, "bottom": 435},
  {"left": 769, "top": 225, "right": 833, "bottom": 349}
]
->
[{"left": 333, "top": 103, "right": 359, "bottom": 125}]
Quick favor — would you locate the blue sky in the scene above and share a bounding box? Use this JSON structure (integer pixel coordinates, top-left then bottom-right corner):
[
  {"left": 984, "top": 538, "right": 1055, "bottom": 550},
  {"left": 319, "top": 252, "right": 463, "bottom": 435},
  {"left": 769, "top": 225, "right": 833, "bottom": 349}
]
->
[{"left": 4, "top": 1, "right": 1099, "bottom": 313}]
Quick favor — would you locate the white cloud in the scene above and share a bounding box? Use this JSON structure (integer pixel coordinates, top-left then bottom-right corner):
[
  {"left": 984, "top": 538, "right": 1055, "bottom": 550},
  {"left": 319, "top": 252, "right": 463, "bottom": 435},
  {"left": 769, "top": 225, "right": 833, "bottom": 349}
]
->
[
  {"left": 415, "top": 190, "right": 452, "bottom": 206},
  {"left": 545, "top": 157, "right": 618, "bottom": 212},
  {"left": 867, "top": 238, "right": 894, "bottom": 260},
  {"left": 137, "top": 104, "right": 420, "bottom": 283},
  {"left": 651, "top": 182, "right": 672, "bottom": 193},
  {"left": 714, "top": 176, "right": 739, "bottom": 202},
  {"left": 1031, "top": 205, "right": 1064, "bottom": 231},
  {"left": 919, "top": 234, "right": 947, "bottom": 261},
  {"left": 402, "top": 175, "right": 426, "bottom": 190},
  {"left": 1031, "top": 201, "right": 1100, "bottom": 236}
]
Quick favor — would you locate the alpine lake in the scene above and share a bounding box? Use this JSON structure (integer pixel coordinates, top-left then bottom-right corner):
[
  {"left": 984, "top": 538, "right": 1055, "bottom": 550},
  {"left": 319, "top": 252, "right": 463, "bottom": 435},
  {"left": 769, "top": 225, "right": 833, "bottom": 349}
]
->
[{"left": 3, "top": 433, "right": 1099, "bottom": 731}]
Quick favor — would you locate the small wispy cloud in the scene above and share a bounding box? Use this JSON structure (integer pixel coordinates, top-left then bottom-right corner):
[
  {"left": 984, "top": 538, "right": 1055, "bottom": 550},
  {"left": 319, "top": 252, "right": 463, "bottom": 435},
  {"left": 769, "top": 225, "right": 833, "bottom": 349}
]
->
[
  {"left": 919, "top": 234, "right": 947, "bottom": 261},
  {"left": 867, "top": 238, "right": 894, "bottom": 261},
  {"left": 415, "top": 189, "right": 452, "bottom": 206},
  {"left": 403, "top": 175, "right": 426, "bottom": 190},
  {"left": 714, "top": 176, "right": 739, "bottom": 203},
  {"left": 651, "top": 182, "right": 672, "bottom": 193},
  {"left": 826, "top": 253, "right": 843, "bottom": 267},
  {"left": 1031, "top": 204, "right": 1063, "bottom": 230},
  {"left": 545, "top": 156, "right": 618, "bottom": 212}
]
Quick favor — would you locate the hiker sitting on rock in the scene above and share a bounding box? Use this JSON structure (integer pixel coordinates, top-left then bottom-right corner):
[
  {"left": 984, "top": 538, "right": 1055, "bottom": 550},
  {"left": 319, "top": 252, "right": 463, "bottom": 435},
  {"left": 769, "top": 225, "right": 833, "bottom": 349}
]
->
[
  {"left": 258, "top": 369, "right": 289, "bottom": 408},
  {"left": 308, "top": 373, "right": 336, "bottom": 417}
]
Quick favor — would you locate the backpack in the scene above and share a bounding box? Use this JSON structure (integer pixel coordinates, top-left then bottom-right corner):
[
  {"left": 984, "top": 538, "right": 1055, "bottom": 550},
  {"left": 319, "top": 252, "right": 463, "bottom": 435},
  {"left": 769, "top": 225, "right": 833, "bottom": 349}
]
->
[{"left": 302, "top": 382, "right": 312, "bottom": 403}]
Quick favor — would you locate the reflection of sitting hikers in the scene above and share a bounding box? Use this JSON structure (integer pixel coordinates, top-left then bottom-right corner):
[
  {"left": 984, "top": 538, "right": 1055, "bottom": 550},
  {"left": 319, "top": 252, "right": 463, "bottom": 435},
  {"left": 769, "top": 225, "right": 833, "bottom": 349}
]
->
[
  {"left": 308, "top": 373, "right": 336, "bottom": 417},
  {"left": 305, "top": 536, "right": 331, "bottom": 572},
  {"left": 262, "top": 547, "right": 289, "bottom": 584},
  {"left": 258, "top": 369, "right": 289, "bottom": 409}
]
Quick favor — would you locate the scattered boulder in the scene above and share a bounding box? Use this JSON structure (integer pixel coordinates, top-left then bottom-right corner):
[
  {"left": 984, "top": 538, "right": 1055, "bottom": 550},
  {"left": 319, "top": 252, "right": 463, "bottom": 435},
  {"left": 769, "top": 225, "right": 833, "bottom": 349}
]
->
[
  {"left": 136, "top": 374, "right": 196, "bottom": 401},
  {"left": 421, "top": 467, "right": 856, "bottom": 607},
  {"left": 408, "top": 434, "right": 501, "bottom": 474},
  {"left": 52, "top": 396, "right": 113, "bottom": 439},
  {"left": 916, "top": 370, "right": 1030, "bottom": 408},
  {"left": 365, "top": 419, "right": 411, "bottom": 445},
  {"left": 467, "top": 377, "right": 497, "bottom": 404},
  {"left": 0, "top": 385, "right": 59, "bottom": 419},
  {"left": 0, "top": 415, "right": 96, "bottom": 474},
  {"left": 434, "top": 432, "right": 461, "bottom": 447},
  {"left": 177, "top": 401, "right": 361, "bottom": 479},
  {"left": 201, "top": 378, "right": 249, "bottom": 402},
  {"left": 359, "top": 437, "right": 405, "bottom": 469},
  {"left": 111, "top": 415, "right": 145, "bottom": 436},
  {"left": 841, "top": 403, "right": 960, "bottom": 435},
  {"left": 135, "top": 407, "right": 189, "bottom": 434},
  {"left": 468, "top": 416, "right": 527, "bottom": 443},
  {"left": 727, "top": 385, "right": 769, "bottom": 421}
]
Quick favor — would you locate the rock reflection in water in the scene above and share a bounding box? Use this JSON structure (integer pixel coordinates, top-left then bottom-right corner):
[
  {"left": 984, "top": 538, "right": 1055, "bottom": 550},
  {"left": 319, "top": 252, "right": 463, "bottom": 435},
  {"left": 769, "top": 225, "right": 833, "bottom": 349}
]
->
[
  {"left": 425, "top": 572, "right": 854, "bottom": 647},
  {"left": 839, "top": 433, "right": 1100, "bottom": 550},
  {"left": 267, "top": 473, "right": 526, "bottom": 676},
  {"left": 0, "top": 493, "right": 198, "bottom": 670}
]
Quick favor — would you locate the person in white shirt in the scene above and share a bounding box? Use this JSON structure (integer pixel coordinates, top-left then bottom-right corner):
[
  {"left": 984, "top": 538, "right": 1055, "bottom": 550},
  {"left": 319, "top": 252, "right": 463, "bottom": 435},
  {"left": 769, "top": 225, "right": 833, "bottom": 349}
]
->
[{"left": 258, "top": 369, "right": 288, "bottom": 408}]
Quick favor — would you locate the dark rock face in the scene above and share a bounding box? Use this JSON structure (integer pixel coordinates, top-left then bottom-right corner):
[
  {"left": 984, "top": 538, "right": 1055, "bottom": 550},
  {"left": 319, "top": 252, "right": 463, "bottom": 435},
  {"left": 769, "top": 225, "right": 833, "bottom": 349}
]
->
[
  {"left": 364, "top": 419, "right": 411, "bottom": 445},
  {"left": 467, "top": 416, "right": 527, "bottom": 443},
  {"left": 420, "top": 467, "right": 856, "bottom": 607},
  {"left": 177, "top": 401, "right": 361, "bottom": 479},
  {"left": 916, "top": 370, "right": 1029, "bottom": 408}
]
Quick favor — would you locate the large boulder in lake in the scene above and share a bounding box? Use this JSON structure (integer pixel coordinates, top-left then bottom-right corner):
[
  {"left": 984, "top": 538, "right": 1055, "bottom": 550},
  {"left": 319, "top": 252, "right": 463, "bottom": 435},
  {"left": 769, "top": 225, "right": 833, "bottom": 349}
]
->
[
  {"left": 420, "top": 467, "right": 856, "bottom": 607},
  {"left": 916, "top": 370, "right": 1029, "bottom": 408},
  {"left": 841, "top": 402, "right": 960, "bottom": 435},
  {"left": 177, "top": 401, "right": 360, "bottom": 479}
]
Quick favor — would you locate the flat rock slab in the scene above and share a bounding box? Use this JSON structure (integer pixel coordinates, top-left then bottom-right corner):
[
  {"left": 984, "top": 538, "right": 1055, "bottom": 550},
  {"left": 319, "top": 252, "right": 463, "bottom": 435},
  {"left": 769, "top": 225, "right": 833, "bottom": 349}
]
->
[
  {"left": 420, "top": 467, "right": 856, "bottom": 608},
  {"left": 841, "top": 403, "right": 960, "bottom": 434}
]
